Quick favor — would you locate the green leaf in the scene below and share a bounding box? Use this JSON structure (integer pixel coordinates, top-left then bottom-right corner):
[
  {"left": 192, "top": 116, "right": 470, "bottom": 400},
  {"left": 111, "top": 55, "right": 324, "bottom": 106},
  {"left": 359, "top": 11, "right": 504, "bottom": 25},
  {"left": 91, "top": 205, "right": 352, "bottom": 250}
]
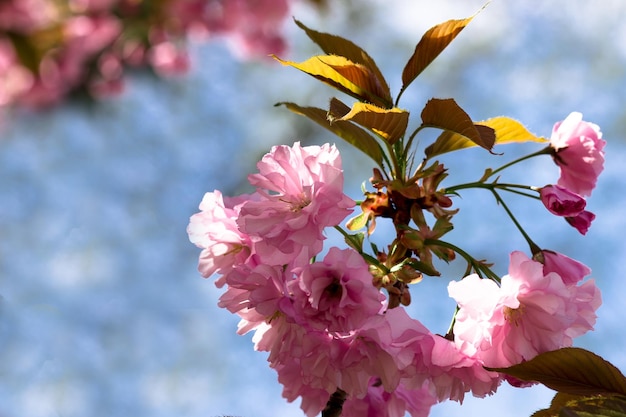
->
[
  {"left": 346, "top": 211, "right": 369, "bottom": 231},
  {"left": 421, "top": 98, "right": 495, "bottom": 156},
  {"left": 399, "top": 15, "right": 475, "bottom": 101},
  {"left": 276, "top": 102, "right": 383, "bottom": 165},
  {"left": 533, "top": 393, "right": 598, "bottom": 417},
  {"left": 294, "top": 19, "right": 392, "bottom": 108},
  {"left": 533, "top": 394, "right": 626, "bottom": 417},
  {"left": 329, "top": 99, "right": 409, "bottom": 144},
  {"left": 273, "top": 54, "right": 391, "bottom": 108},
  {"left": 342, "top": 231, "right": 365, "bottom": 252},
  {"left": 405, "top": 259, "right": 441, "bottom": 277},
  {"left": 559, "top": 395, "right": 626, "bottom": 417},
  {"left": 487, "top": 348, "right": 626, "bottom": 397},
  {"left": 425, "top": 116, "right": 546, "bottom": 157}
]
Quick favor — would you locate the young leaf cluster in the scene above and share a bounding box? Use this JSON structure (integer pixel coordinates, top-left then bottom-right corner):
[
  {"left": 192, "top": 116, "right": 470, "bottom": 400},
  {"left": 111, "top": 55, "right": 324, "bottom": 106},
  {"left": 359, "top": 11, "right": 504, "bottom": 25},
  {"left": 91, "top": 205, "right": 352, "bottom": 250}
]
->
[{"left": 275, "top": 8, "right": 552, "bottom": 301}]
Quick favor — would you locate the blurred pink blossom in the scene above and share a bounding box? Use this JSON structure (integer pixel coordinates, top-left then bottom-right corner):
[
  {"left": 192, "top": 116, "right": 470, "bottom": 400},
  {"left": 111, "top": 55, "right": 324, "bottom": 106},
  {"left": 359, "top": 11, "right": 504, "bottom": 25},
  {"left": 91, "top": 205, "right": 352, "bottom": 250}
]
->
[
  {"left": 550, "top": 112, "right": 605, "bottom": 197},
  {"left": 213, "top": 0, "right": 290, "bottom": 57},
  {"left": 63, "top": 15, "right": 122, "bottom": 57},
  {"left": 0, "top": 38, "right": 33, "bottom": 106},
  {"left": 0, "top": 0, "right": 299, "bottom": 109},
  {"left": 148, "top": 41, "right": 191, "bottom": 77},
  {"left": 0, "top": 0, "right": 60, "bottom": 32},
  {"left": 69, "top": 0, "right": 119, "bottom": 13}
]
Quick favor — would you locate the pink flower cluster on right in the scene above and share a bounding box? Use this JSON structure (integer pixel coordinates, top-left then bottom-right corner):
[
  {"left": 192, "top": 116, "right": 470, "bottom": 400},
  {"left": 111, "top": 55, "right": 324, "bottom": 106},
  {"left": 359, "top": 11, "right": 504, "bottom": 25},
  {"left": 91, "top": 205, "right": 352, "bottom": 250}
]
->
[{"left": 540, "top": 112, "right": 606, "bottom": 234}]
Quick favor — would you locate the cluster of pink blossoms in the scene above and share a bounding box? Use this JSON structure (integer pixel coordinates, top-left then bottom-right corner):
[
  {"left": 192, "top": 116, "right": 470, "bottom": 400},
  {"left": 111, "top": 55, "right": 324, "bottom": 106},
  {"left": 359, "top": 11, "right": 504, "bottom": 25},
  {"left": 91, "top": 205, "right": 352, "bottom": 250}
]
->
[
  {"left": 188, "top": 132, "right": 602, "bottom": 416},
  {"left": 540, "top": 112, "right": 605, "bottom": 235},
  {"left": 0, "top": 0, "right": 295, "bottom": 108}
]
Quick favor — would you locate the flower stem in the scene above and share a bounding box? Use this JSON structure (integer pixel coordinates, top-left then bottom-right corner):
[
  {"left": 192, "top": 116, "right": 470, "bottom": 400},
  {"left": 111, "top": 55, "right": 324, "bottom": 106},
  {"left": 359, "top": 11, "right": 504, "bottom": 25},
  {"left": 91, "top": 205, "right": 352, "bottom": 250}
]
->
[
  {"left": 333, "top": 225, "right": 390, "bottom": 274},
  {"left": 490, "top": 189, "right": 542, "bottom": 255},
  {"left": 424, "top": 238, "right": 500, "bottom": 283},
  {"left": 446, "top": 181, "right": 535, "bottom": 194},
  {"left": 484, "top": 145, "right": 552, "bottom": 180}
]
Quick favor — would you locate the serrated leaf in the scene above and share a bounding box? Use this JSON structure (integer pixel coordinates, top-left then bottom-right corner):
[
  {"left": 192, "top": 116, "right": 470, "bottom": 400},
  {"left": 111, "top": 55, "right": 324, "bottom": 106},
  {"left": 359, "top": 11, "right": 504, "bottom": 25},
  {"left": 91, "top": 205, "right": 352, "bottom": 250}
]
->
[
  {"left": 421, "top": 98, "right": 494, "bottom": 155},
  {"left": 534, "top": 394, "right": 626, "bottom": 417},
  {"left": 425, "top": 116, "right": 547, "bottom": 157},
  {"left": 533, "top": 393, "right": 597, "bottom": 417},
  {"left": 276, "top": 102, "right": 383, "bottom": 165},
  {"left": 294, "top": 19, "right": 392, "bottom": 108},
  {"left": 484, "top": 116, "right": 548, "bottom": 144},
  {"left": 399, "top": 16, "right": 474, "bottom": 101},
  {"left": 330, "top": 100, "right": 409, "bottom": 144},
  {"left": 487, "top": 348, "right": 626, "bottom": 397},
  {"left": 559, "top": 394, "right": 626, "bottom": 417},
  {"left": 273, "top": 55, "right": 391, "bottom": 108}
]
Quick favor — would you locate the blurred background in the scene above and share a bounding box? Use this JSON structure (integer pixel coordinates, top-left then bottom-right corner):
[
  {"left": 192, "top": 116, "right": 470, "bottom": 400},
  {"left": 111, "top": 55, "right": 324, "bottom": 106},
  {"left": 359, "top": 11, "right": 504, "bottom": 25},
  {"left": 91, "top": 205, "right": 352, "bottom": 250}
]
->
[{"left": 1, "top": 0, "right": 625, "bottom": 416}]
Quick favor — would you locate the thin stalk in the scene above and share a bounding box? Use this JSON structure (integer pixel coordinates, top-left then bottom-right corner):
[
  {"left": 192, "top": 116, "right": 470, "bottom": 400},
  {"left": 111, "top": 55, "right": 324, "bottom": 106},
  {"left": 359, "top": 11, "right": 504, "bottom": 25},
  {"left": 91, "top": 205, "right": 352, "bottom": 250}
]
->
[
  {"left": 445, "top": 181, "right": 535, "bottom": 195},
  {"left": 333, "top": 226, "right": 390, "bottom": 274},
  {"left": 403, "top": 125, "right": 426, "bottom": 166},
  {"left": 484, "top": 145, "right": 552, "bottom": 181},
  {"left": 384, "top": 139, "right": 402, "bottom": 180},
  {"left": 424, "top": 238, "right": 500, "bottom": 283},
  {"left": 490, "top": 189, "right": 542, "bottom": 255},
  {"left": 445, "top": 305, "right": 460, "bottom": 340}
]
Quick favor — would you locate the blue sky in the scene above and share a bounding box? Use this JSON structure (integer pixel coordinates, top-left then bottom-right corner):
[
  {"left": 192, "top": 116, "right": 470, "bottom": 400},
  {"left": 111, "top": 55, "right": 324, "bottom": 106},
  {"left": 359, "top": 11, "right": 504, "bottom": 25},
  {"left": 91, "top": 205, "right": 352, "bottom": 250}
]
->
[{"left": 0, "top": 1, "right": 625, "bottom": 416}]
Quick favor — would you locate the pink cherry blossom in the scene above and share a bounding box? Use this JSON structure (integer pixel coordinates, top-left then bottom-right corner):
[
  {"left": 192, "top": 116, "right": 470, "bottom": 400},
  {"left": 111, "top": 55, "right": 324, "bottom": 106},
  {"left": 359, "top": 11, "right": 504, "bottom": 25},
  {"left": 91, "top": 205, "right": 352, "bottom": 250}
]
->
[
  {"left": 565, "top": 278, "right": 602, "bottom": 340},
  {"left": 539, "top": 184, "right": 586, "bottom": 217},
  {"left": 367, "top": 307, "right": 433, "bottom": 384},
  {"left": 342, "top": 379, "right": 436, "bottom": 417},
  {"left": 286, "top": 247, "right": 385, "bottom": 333},
  {"left": 566, "top": 210, "right": 596, "bottom": 235},
  {"left": 449, "top": 251, "right": 601, "bottom": 370},
  {"left": 187, "top": 190, "right": 256, "bottom": 279},
  {"left": 338, "top": 324, "right": 403, "bottom": 398},
  {"left": 318, "top": 307, "right": 432, "bottom": 400},
  {"left": 238, "top": 142, "right": 354, "bottom": 266},
  {"left": 539, "top": 250, "right": 591, "bottom": 286},
  {"left": 550, "top": 112, "right": 605, "bottom": 197},
  {"left": 214, "top": 262, "right": 290, "bottom": 336},
  {"left": 252, "top": 316, "right": 340, "bottom": 417},
  {"left": 217, "top": 264, "right": 287, "bottom": 317},
  {"left": 424, "top": 334, "right": 501, "bottom": 402}
]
